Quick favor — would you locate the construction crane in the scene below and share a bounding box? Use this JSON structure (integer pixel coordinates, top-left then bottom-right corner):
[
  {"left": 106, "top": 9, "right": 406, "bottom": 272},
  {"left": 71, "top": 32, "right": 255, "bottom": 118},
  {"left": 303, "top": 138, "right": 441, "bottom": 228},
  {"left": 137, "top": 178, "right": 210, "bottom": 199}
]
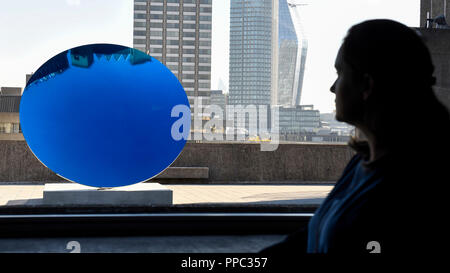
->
[
  {"left": 287, "top": 1, "right": 308, "bottom": 8},
  {"left": 286, "top": 1, "right": 309, "bottom": 106}
]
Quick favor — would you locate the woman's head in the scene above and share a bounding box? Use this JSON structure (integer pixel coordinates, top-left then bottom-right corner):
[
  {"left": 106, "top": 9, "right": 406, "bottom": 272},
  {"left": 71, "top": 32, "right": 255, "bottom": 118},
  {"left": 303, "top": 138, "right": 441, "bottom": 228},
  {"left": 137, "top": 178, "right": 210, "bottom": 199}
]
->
[{"left": 331, "top": 19, "right": 446, "bottom": 142}]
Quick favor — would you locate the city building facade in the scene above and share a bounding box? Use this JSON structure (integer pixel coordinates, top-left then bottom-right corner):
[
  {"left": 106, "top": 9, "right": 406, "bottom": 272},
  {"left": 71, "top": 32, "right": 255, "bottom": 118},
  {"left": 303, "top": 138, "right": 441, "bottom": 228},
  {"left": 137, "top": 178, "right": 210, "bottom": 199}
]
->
[
  {"left": 0, "top": 87, "right": 21, "bottom": 96},
  {"left": 229, "top": 0, "right": 307, "bottom": 108},
  {"left": 278, "top": 0, "right": 308, "bottom": 106},
  {"left": 229, "top": 0, "right": 311, "bottom": 136},
  {"left": 278, "top": 105, "right": 320, "bottom": 133},
  {"left": 25, "top": 74, "right": 33, "bottom": 86},
  {"left": 229, "top": 0, "right": 278, "bottom": 106},
  {"left": 0, "top": 87, "right": 22, "bottom": 140},
  {"left": 320, "top": 112, "right": 355, "bottom": 136},
  {"left": 133, "top": 0, "right": 212, "bottom": 109},
  {"left": 209, "top": 90, "right": 228, "bottom": 113}
]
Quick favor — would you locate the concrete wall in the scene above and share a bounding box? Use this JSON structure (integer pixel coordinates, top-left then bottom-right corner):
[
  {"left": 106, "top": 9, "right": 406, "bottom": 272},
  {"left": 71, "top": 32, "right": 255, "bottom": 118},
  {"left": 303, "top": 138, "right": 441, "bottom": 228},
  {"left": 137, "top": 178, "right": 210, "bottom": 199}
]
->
[
  {"left": 0, "top": 141, "right": 354, "bottom": 183},
  {"left": 417, "top": 28, "right": 450, "bottom": 111}
]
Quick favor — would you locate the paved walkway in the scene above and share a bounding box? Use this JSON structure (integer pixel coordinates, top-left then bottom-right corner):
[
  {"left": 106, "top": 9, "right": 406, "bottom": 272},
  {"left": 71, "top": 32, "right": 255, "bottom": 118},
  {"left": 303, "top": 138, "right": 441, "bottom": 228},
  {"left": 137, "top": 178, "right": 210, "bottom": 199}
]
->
[
  {"left": 0, "top": 184, "right": 334, "bottom": 206},
  {"left": 0, "top": 184, "right": 332, "bottom": 253}
]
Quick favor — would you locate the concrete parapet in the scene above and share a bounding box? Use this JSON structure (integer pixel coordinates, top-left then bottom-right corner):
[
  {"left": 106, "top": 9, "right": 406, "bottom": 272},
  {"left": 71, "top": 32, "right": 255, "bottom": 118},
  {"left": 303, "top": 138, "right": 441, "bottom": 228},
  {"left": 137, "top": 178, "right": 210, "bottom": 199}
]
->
[
  {"left": 0, "top": 141, "right": 354, "bottom": 184},
  {"left": 417, "top": 28, "right": 450, "bottom": 111},
  {"left": 156, "top": 167, "right": 209, "bottom": 179}
]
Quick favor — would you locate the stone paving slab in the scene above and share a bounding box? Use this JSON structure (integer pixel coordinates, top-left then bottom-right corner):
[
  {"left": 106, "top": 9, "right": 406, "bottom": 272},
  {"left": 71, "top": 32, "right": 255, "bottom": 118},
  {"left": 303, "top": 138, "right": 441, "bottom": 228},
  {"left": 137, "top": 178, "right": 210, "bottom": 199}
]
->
[{"left": 0, "top": 184, "right": 334, "bottom": 206}]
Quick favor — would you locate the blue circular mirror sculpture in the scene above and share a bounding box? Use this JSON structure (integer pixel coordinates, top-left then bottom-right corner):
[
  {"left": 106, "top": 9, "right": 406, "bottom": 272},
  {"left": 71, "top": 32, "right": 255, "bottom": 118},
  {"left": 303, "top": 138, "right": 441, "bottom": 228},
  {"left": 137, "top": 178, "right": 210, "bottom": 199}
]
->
[{"left": 20, "top": 44, "right": 190, "bottom": 187}]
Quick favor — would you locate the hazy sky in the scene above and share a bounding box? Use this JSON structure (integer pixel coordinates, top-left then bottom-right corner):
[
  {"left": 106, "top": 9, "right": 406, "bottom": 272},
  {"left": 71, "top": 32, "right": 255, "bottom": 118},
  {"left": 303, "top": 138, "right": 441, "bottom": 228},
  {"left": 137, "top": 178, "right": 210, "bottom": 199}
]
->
[{"left": 0, "top": 0, "right": 420, "bottom": 113}]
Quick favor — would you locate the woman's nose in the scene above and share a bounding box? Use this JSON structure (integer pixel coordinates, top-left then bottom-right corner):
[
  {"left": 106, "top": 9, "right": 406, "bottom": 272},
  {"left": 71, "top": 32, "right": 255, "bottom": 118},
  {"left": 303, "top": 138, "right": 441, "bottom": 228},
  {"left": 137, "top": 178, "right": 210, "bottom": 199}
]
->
[{"left": 330, "top": 80, "right": 336, "bottom": 94}]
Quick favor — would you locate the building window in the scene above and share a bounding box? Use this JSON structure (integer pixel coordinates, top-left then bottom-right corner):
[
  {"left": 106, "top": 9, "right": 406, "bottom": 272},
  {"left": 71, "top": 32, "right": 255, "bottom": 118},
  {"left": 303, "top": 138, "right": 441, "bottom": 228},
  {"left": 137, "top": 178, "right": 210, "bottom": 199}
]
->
[{"left": 134, "top": 13, "right": 147, "bottom": 19}]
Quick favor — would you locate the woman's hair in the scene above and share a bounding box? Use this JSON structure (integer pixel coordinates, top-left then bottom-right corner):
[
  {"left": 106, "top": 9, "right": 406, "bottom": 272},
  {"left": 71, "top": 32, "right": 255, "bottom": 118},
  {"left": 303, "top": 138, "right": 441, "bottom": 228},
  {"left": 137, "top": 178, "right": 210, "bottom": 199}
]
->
[{"left": 341, "top": 19, "right": 450, "bottom": 155}]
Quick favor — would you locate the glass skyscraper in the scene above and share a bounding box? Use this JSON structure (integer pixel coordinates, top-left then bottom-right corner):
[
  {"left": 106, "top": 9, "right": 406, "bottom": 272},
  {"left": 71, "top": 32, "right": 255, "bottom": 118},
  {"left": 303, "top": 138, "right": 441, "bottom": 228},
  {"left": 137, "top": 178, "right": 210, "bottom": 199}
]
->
[
  {"left": 229, "top": 0, "right": 307, "bottom": 107},
  {"left": 229, "top": 0, "right": 278, "bottom": 106},
  {"left": 278, "top": 0, "right": 308, "bottom": 106}
]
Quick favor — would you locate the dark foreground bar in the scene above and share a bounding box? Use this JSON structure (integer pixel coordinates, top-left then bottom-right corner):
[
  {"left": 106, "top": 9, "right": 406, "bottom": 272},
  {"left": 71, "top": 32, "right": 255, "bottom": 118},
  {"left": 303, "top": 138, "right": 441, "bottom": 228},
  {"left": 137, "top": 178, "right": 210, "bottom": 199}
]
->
[{"left": 0, "top": 208, "right": 313, "bottom": 238}]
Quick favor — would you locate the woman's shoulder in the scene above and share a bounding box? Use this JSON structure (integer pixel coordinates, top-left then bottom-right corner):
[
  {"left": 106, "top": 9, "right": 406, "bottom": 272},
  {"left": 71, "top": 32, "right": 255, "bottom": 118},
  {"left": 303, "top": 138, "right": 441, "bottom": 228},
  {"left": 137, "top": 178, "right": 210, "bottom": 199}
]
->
[
  {"left": 335, "top": 152, "right": 365, "bottom": 184},
  {"left": 342, "top": 153, "right": 364, "bottom": 173}
]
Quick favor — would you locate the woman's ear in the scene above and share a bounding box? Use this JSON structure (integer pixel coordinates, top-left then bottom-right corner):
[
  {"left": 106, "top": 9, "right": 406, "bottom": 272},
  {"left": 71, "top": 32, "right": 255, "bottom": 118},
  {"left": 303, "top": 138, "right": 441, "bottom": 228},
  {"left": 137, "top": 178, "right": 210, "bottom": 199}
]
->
[{"left": 362, "top": 73, "right": 374, "bottom": 101}]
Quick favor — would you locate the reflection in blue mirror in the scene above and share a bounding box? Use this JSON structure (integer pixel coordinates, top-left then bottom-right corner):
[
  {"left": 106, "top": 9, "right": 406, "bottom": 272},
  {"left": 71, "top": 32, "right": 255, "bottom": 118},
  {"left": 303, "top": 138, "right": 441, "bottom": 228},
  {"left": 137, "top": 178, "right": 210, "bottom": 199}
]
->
[{"left": 20, "top": 44, "right": 190, "bottom": 188}]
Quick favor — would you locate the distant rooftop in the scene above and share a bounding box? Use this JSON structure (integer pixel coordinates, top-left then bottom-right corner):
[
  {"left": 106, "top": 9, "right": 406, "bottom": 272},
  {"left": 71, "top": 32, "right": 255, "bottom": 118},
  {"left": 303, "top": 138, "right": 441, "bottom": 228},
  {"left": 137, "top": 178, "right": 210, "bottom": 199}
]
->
[
  {"left": 0, "top": 87, "right": 22, "bottom": 96},
  {"left": 0, "top": 95, "right": 21, "bottom": 113}
]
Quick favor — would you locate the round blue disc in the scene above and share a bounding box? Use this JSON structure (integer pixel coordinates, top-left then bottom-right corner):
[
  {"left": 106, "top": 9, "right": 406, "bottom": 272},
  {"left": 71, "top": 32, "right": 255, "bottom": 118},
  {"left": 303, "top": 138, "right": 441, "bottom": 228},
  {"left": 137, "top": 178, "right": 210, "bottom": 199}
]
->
[{"left": 20, "top": 44, "right": 191, "bottom": 187}]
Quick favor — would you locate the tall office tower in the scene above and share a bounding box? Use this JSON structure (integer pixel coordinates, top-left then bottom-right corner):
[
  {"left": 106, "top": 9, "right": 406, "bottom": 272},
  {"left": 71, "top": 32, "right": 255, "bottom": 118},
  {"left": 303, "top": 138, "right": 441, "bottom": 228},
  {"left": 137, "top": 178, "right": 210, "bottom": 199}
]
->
[
  {"left": 278, "top": 0, "right": 308, "bottom": 106},
  {"left": 229, "top": 0, "right": 308, "bottom": 108},
  {"left": 229, "top": 0, "right": 279, "bottom": 106},
  {"left": 133, "top": 0, "right": 212, "bottom": 109}
]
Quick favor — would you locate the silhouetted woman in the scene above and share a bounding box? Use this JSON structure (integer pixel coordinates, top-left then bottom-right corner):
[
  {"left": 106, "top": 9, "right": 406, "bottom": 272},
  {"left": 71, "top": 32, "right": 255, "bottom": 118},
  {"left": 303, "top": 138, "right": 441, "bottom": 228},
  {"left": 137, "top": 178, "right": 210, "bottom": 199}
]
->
[{"left": 262, "top": 19, "right": 450, "bottom": 256}]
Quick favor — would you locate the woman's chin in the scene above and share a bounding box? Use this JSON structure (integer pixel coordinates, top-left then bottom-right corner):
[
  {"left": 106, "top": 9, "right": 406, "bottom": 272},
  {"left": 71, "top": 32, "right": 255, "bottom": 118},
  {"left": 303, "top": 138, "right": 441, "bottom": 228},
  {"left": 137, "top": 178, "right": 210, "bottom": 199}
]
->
[{"left": 335, "top": 112, "right": 344, "bottom": 122}]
